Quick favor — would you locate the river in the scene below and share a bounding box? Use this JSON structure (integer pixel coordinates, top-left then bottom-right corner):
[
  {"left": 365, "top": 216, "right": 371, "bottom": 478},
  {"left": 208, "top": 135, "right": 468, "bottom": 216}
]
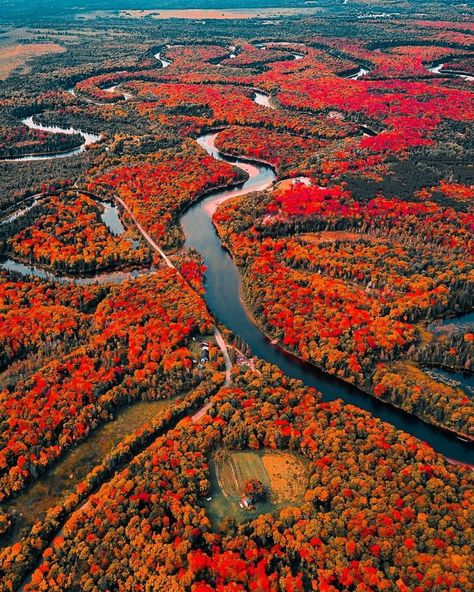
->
[
  {"left": 181, "top": 132, "right": 473, "bottom": 463},
  {"left": 253, "top": 90, "right": 276, "bottom": 109},
  {"left": 12, "top": 45, "right": 231, "bottom": 166},
  {"left": 0, "top": 258, "right": 152, "bottom": 285},
  {"left": 427, "top": 62, "right": 474, "bottom": 81},
  {"left": 1, "top": 61, "right": 472, "bottom": 464},
  {"left": 0, "top": 114, "right": 100, "bottom": 163},
  {"left": 10, "top": 116, "right": 100, "bottom": 162},
  {"left": 254, "top": 43, "right": 305, "bottom": 62},
  {"left": 102, "top": 46, "right": 172, "bottom": 99},
  {"left": 0, "top": 192, "right": 149, "bottom": 283},
  {"left": 345, "top": 61, "right": 473, "bottom": 83},
  {"left": 10, "top": 48, "right": 170, "bottom": 161},
  {"left": 347, "top": 66, "right": 370, "bottom": 80},
  {"left": 154, "top": 50, "right": 172, "bottom": 69},
  {"left": 2, "top": 125, "right": 472, "bottom": 463},
  {"left": 428, "top": 310, "right": 474, "bottom": 334}
]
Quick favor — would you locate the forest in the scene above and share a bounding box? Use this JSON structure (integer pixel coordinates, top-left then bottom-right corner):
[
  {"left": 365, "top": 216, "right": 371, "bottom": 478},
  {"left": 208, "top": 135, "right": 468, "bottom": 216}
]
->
[
  {"left": 0, "top": 2, "right": 473, "bottom": 590},
  {"left": 3, "top": 365, "right": 472, "bottom": 592}
]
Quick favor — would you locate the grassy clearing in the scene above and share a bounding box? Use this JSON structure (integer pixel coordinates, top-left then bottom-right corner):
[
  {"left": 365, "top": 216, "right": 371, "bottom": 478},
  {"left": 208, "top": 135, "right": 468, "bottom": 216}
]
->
[
  {"left": 300, "top": 231, "right": 374, "bottom": 244},
  {"left": 207, "top": 450, "right": 308, "bottom": 528},
  {"left": 215, "top": 450, "right": 308, "bottom": 502},
  {"left": 262, "top": 452, "right": 308, "bottom": 503},
  {"left": 78, "top": 8, "right": 323, "bottom": 21},
  {"left": 0, "top": 43, "right": 64, "bottom": 79},
  {"left": 216, "top": 451, "right": 270, "bottom": 498}
]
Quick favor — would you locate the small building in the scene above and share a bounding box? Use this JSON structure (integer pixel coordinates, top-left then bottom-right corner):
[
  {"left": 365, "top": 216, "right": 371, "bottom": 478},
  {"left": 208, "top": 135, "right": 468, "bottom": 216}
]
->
[
  {"left": 200, "top": 342, "right": 209, "bottom": 362},
  {"left": 239, "top": 496, "right": 254, "bottom": 510}
]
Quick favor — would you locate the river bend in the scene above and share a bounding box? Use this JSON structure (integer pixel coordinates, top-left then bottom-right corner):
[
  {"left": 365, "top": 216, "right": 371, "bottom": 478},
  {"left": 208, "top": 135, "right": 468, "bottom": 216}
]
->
[
  {"left": 181, "top": 133, "right": 473, "bottom": 463},
  {"left": 1, "top": 64, "right": 472, "bottom": 464}
]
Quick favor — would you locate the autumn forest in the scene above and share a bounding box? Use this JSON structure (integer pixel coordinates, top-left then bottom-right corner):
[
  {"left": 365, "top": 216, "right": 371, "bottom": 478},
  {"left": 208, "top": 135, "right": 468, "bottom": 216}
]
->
[{"left": 0, "top": 0, "right": 472, "bottom": 590}]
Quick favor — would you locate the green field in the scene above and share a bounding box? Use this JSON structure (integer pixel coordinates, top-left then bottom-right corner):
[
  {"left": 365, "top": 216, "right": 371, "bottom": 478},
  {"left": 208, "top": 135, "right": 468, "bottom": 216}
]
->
[
  {"left": 216, "top": 451, "right": 270, "bottom": 498},
  {"left": 207, "top": 450, "right": 308, "bottom": 528}
]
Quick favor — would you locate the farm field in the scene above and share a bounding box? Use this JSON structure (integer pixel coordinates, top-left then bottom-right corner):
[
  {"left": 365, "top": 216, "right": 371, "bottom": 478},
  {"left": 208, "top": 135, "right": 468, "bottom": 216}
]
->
[
  {"left": 216, "top": 451, "right": 271, "bottom": 498},
  {"left": 262, "top": 452, "right": 308, "bottom": 503},
  {"left": 215, "top": 450, "right": 307, "bottom": 503}
]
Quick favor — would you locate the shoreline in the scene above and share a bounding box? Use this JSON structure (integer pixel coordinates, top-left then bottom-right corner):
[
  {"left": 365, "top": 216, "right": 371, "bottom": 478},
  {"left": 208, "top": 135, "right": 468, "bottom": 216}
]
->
[
  {"left": 0, "top": 141, "right": 86, "bottom": 161},
  {"left": 1, "top": 101, "right": 472, "bottom": 466},
  {"left": 188, "top": 128, "right": 474, "bottom": 456},
  {"left": 236, "top": 257, "right": 474, "bottom": 447},
  {"left": 240, "top": 274, "right": 474, "bottom": 448}
]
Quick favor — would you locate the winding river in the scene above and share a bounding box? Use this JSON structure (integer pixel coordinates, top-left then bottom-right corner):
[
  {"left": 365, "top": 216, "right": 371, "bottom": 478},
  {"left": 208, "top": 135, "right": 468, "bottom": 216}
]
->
[
  {"left": 102, "top": 48, "right": 172, "bottom": 100},
  {"left": 253, "top": 90, "right": 276, "bottom": 109},
  {"left": 154, "top": 50, "right": 172, "bottom": 69},
  {"left": 253, "top": 43, "right": 305, "bottom": 62},
  {"left": 12, "top": 116, "right": 100, "bottom": 162},
  {"left": 1, "top": 58, "right": 472, "bottom": 464},
  {"left": 182, "top": 132, "right": 473, "bottom": 463},
  {"left": 347, "top": 66, "right": 370, "bottom": 80},
  {"left": 427, "top": 62, "right": 474, "bottom": 81},
  {"left": 346, "top": 61, "right": 472, "bottom": 82},
  {"left": 7, "top": 44, "right": 171, "bottom": 159}
]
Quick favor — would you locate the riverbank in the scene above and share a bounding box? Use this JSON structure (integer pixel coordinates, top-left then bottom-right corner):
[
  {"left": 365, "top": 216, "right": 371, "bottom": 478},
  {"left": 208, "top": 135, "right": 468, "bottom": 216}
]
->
[
  {"left": 214, "top": 224, "right": 474, "bottom": 449},
  {"left": 181, "top": 129, "right": 473, "bottom": 463},
  {"left": 1, "top": 56, "right": 472, "bottom": 466},
  {"left": 2, "top": 120, "right": 472, "bottom": 462}
]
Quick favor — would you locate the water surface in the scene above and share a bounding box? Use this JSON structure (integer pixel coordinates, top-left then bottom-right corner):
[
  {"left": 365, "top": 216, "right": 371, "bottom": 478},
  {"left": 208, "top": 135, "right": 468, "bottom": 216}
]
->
[{"left": 181, "top": 132, "right": 473, "bottom": 462}]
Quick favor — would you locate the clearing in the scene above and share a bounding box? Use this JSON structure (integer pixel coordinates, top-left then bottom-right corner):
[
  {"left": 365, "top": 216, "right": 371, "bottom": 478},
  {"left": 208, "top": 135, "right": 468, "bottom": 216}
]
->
[
  {"left": 215, "top": 450, "right": 308, "bottom": 502},
  {"left": 262, "top": 452, "right": 308, "bottom": 503},
  {"left": 79, "top": 8, "right": 322, "bottom": 21},
  {"left": 216, "top": 451, "right": 270, "bottom": 498},
  {"left": 0, "top": 43, "right": 64, "bottom": 80}
]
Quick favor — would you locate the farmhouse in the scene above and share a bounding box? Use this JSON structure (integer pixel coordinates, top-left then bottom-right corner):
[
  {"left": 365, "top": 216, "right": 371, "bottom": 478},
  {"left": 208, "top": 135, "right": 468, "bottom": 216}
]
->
[
  {"left": 200, "top": 341, "right": 209, "bottom": 362},
  {"left": 239, "top": 496, "right": 254, "bottom": 510}
]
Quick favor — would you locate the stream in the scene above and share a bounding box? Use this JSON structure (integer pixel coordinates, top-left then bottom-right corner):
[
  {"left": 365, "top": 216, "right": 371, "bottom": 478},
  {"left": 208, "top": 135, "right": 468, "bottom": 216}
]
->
[
  {"left": 101, "top": 46, "right": 173, "bottom": 100},
  {"left": 154, "top": 50, "right": 172, "bottom": 69},
  {"left": 0, "top": 258, "right": 151, "bottom": 285},
  {"left": 428, "top": 310, "right": 474, "bottom": 333}
]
